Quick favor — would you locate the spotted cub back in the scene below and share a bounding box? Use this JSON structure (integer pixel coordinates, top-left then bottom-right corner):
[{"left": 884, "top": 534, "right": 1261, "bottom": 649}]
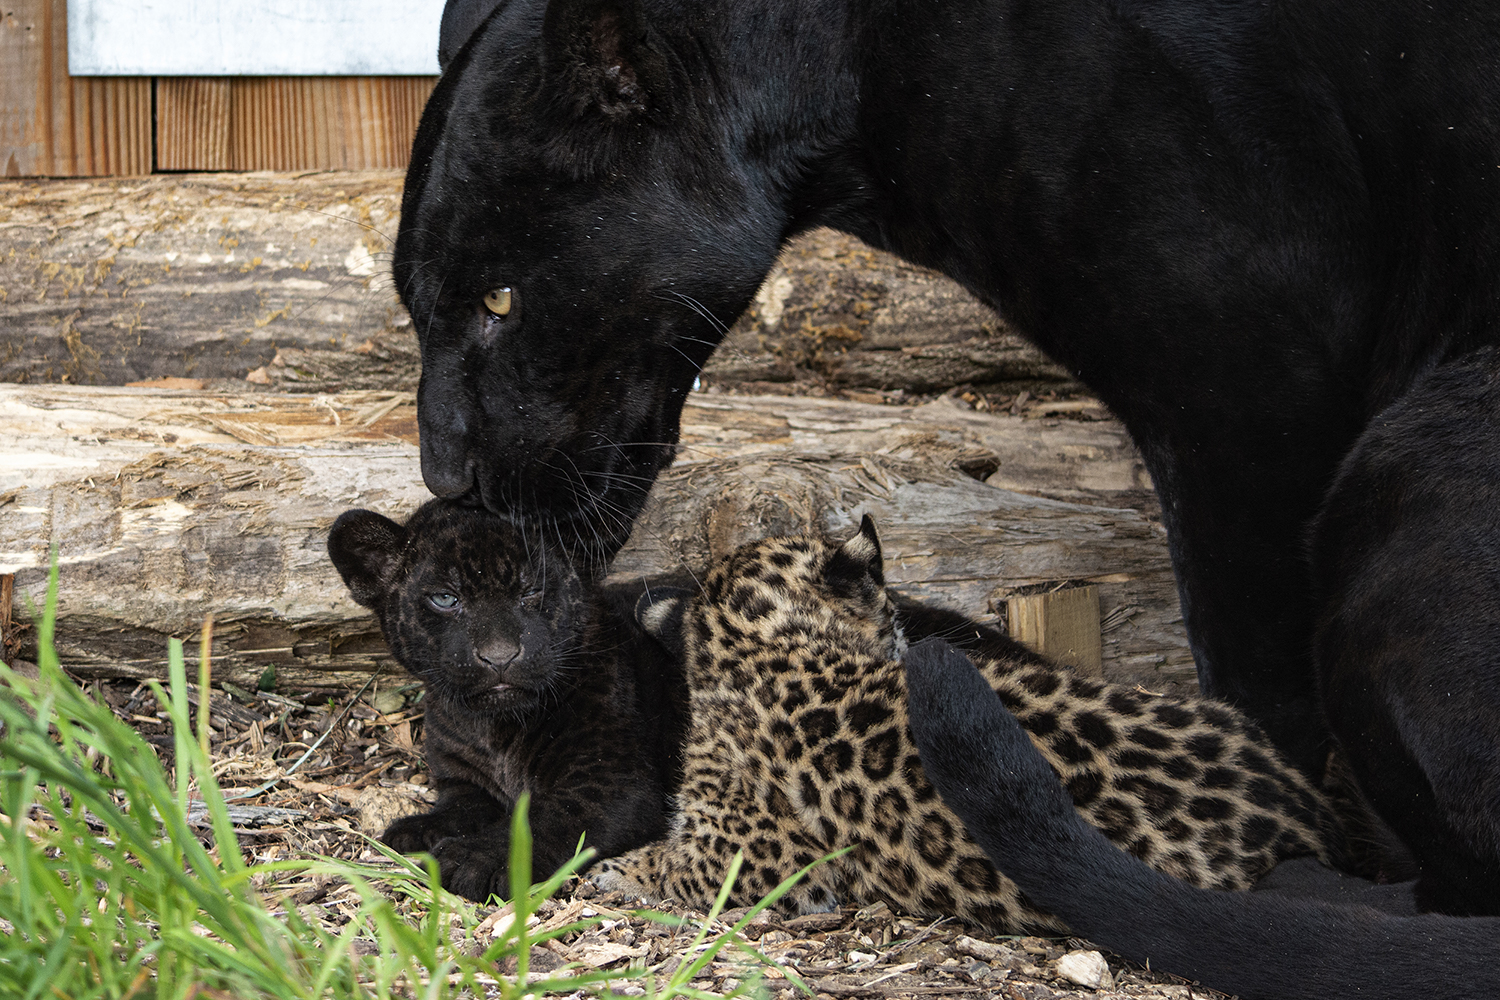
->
[{"left": 593, "top": 517, "right": 1340, "bottom": 933}]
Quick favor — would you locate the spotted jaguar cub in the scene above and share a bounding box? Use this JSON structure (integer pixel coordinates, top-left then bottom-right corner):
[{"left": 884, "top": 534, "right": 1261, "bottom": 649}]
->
[
  {"left": 328, "top": 499, "right": 686, "bottom": 902},
  {"left": 593, "top": 517, "right": 1343, "bottom": 932}
]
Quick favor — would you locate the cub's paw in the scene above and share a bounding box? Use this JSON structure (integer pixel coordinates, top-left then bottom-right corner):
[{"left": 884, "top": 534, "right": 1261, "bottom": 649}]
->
[
  {"left": 588, "top": 856, "right": 658, "bottom": 903},
  {"left": 381, "top": 810, "right": 469, "bottom": 853},
  {"left": 429, "top": 832, "right": 513, "bottom": 902}
]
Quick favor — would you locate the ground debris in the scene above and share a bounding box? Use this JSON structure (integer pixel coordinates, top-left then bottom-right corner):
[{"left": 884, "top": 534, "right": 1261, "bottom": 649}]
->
[{"left": 64, "top": 674, "right": 1235, "bottom": 1000}]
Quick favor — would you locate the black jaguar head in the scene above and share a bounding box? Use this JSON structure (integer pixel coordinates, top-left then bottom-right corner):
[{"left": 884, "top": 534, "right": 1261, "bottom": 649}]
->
[
  {"left": 395, "top": 0, "right": 866, "bottom": 561},
  {"left": 328, "top": 500, "right": 590, "bottom": 719}
]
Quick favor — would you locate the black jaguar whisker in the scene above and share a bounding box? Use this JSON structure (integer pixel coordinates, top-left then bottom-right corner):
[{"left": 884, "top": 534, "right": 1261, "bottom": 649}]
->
[
  {"left": 305, "top": 206, "right": 397, "bottom": 245},
  {"left": 658, "top": 289, "right": 732, "bottom": 338},
  {"left": 424, "top": 275, "right": 450, "bottom": 342}
]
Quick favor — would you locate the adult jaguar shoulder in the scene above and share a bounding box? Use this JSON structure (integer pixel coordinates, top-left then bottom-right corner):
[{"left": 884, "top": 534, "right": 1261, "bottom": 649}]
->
[
  {"left": 327, "top": 499, "right": 687, "bottom": 901},
  {"left": 591, "top": 518, "right": 1359, "bottom": 931},
  {"left": 904, "top": 637, "right": 1499, "bottom": 1000},
  {"left": 399, "top": 0, "right": 1500, "bottom": 905}
]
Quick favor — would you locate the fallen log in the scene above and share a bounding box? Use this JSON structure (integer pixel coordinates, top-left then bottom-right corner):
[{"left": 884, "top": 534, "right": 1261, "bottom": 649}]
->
[
  {"left": 0, "top": 173, "right": 411, "bottom": 385},
  {"left": 0, "top": 173, "right": 1077, "bottom": 395},
  {"left": 1, "top": 385, "right": 1189, "bottom": 693}
]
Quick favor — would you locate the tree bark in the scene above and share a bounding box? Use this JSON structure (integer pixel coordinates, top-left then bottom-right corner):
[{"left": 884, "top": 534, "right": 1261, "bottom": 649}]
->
[{"left": 2, "top": 385, "right": 1189, "bottom": 694}]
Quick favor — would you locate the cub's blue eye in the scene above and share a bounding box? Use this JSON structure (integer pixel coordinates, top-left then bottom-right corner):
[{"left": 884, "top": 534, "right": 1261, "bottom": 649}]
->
[
  {"left": 520, "top": 588, "right": 544, "bottom": 609},
  {"left": 427, "top": 592, "right": 460, "bottom": 612}
]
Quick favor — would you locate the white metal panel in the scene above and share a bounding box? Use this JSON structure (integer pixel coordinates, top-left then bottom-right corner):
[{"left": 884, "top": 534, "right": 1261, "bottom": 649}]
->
[{"left": 68, "top": 0, "right": 445, "bottom": 76}]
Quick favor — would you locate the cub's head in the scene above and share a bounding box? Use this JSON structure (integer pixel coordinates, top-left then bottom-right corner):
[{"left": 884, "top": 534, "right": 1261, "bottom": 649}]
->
[
  {"left": 328, "top": 500, "right": 588, "bottom": 717},
  {"left": 394, "top": 0, "right": 865, "bottom": 551},
  {"left": 639, "top": 515, "right": 904, "bottom": 664}
]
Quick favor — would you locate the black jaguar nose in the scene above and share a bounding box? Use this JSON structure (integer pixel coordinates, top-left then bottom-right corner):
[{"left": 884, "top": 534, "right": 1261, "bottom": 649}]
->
[
  {"left": 421, "top": 447, "right": 477, "bottom": 499},
  {"left": 417, "top": 368, "right": 481, "bottom": 498},
  {"left": 476, "top": 637, "right": 521, "bottom": 669}
]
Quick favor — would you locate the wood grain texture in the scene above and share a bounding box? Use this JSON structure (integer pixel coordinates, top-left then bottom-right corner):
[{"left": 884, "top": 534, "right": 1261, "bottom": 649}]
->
[
  {"left": 3, "top": 2, "right": 433, "bottom": 176},
  {"left": 1007, "top": 586, "right": 1103, "bottom": 677},
  {"left": 1, "top": 0, "right": 150, "bottom": 177},
  {"left": 156, "top": 76, "right": 436, "bottom": 172},
  {"left": 2, "top": 387, "right": 1190, "bottom": 694},
  {"left": 156, "top": 78, "right": 230, "bottom": 171}
]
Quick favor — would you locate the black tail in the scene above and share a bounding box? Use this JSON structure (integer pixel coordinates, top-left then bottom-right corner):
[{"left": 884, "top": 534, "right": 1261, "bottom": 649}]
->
[{"left": 902, "top": 638, "right": 1498, "bottom": 1000}]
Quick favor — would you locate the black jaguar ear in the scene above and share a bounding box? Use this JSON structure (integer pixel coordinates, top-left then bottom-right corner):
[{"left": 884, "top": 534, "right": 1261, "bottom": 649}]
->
[
  {"left": 826, "top": 515, "right": 885, "bottom": 593},
  {"left": 635, "top": 587, "right": 691, "bottom": 658},
  {"left": 438, "top": 0, "right": 507, "bottom": 71},
  {"left": 327, "top": 509, "right": 408, "bottom": 609},
  {"left": 542, "top": 0, "right": 668, "bottom": 119}
]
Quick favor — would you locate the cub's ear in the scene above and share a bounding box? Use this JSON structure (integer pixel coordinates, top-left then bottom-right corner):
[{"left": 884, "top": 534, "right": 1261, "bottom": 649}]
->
[
  {"left": 542, "top": 0, "right": 669, "bottom": 119},
  {"left": 635, "top": 587, "right": 691, "bottom": 658},
  {"left": 826, "top": 514, "right": 885, "bottom": 593},
  {"left": 327, "top": 509, "right": 407, "bottom": 609}
]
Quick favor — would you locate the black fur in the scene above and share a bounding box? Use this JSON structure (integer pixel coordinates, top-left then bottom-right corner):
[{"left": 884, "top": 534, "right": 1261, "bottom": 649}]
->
[
  {"left": 399, "top": 0, "right": 1500, "bottom": 783},
  {"left": 903, "top": 637, "right": 1500, "bottom": 1000},
  {"left": 327, "top": 499, "right": 685, "bottom": 901},
  {"left": 1309, "top": 346, "right": 1500, "bottom": 915},
  {"left": 438, "top": 0, "right": 504, "bottom": 69}
]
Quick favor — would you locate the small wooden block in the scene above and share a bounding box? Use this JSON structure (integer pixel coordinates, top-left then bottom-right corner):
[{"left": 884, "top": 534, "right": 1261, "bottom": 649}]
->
[{"left": 1007, "top": 585, "right": 1102, "bottom": 676}]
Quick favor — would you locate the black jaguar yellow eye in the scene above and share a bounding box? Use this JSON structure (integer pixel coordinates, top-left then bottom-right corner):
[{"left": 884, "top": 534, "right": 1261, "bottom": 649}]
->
[
  {"left": 427, "top": 592, "right": 460, "bottom": 611},
  {"left": 483, "top": 287, "right": 513, "bottom": 316}
]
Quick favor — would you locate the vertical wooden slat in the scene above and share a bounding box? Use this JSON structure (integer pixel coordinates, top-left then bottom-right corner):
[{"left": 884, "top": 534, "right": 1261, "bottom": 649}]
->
[
  {"left": 7, "top": 7, "right": 433, "bottom": 178},
  {"left": 156, "top": 77, "right": 231, "bottom": 170},
  {"left": 0, "top": 0, "right": 149, "bottom": 176},
  {"left": 219, "top": 76, "right": 434, "bottom": 172}
]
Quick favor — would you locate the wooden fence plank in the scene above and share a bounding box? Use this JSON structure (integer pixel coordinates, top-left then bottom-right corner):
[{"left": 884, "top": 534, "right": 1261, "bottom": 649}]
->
[
  {"left": 157, "top": 78, "right": 230, "bottom": 170},
  {"left": 157, "top": 77, "right": 436, "bottom": 172},
  {"left": 4, "top": 2, "right": 434, "bottom": 175},
  {"left": 1, "top": 0, "right": 150, "bottom": 177},
  {"left": 225, "top": 77, "right": 436, "bottom": 171}
]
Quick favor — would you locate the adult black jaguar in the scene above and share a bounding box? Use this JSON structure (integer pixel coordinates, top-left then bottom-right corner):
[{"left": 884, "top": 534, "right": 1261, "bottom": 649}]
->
[{"left": 394, "top": 0, "right": 1500, "bottom": 913}]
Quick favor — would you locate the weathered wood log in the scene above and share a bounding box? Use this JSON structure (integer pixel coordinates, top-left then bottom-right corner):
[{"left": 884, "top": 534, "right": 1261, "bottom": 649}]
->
[
  {"left": 1, "top": 385, "right": 1190, "bottom": 694},
  {"left": 0, "top": 173, "right": 1077, "bottom": 395},
  {"left": 706, "top": 228, "right": 1080, "bottom": 395},
  {"left": 0, "top": 173, "right": 413, "bottom": 384}
]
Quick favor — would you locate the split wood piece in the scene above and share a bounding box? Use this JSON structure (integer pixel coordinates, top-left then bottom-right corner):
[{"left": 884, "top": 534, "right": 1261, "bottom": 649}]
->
[
  {"left": 0, "top": 572, "right": 14, "bottom": 663},
  {"left": 0, "top": 385, "right": 1191, "bottom": 693},
  {"left": 708, "top": 228, "right": 1081, "bottom": 395},
  {"left": 1007, "top": 585, "right": 1103, "bottom": 677}
]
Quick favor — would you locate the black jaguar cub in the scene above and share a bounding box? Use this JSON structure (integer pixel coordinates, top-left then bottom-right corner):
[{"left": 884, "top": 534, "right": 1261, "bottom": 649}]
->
[{"left": 327, "top": 499, "right": 686, "bottom": 901}]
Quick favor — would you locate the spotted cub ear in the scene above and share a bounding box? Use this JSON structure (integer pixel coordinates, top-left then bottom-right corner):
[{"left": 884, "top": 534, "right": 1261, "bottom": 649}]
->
[
  {"left": 635, "top": 587, "right": 691, "bottom": 657},
  {"left": 826, "top": 514, "right": 885, "bottom": 592},
  {"left": 328, "top": 509, "right": 407, "bottom": 609}
]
